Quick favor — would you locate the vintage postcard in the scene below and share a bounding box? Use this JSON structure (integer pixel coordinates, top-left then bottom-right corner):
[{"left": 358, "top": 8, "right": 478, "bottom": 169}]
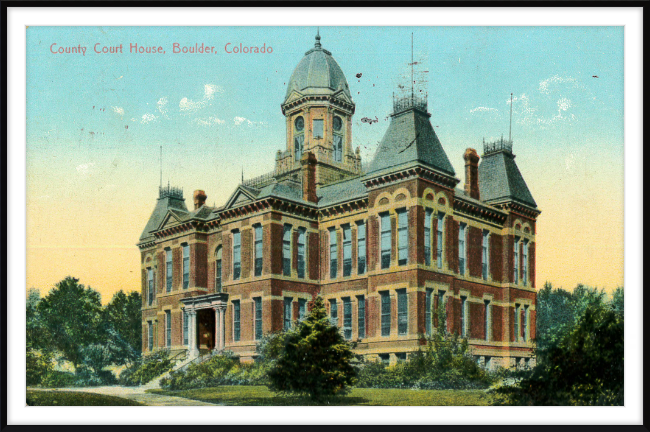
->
[{"left": 23, "top": 22, "right": 626, "bottom": 414}]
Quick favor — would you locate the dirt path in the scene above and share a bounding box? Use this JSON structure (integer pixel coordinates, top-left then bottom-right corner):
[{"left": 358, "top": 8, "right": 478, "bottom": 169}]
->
[{"left": 30, "top": 386, "right": 218, "bottom": 406}]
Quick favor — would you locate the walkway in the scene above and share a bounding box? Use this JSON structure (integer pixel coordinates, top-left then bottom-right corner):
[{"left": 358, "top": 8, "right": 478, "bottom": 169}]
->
[{"left": 30, "top": 386, "right": 217, "bottom": 406}]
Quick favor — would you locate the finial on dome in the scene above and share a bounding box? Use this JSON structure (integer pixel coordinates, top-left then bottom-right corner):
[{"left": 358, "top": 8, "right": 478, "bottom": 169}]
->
[{"left": 315, "top": 27, "right": 321, "bottom": 49}]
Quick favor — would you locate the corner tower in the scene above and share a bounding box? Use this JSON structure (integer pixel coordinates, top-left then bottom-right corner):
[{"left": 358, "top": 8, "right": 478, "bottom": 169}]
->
[{"left": 276, "top": 30, "right": 361, "bottom": 187}]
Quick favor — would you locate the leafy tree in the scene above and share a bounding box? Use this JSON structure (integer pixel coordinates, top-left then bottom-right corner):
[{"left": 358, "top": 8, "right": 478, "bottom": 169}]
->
[
  {"left": 102, "top": 290, "right": 142, "bottom": 357},
  {"left": 37, "top": 277, "right": 103, "bottom": 369},
  {"left": 26, "top": 288, "right": 51, "bottom": 352},
  {"left": 268, "top": 296, "right": 357, "bottom": 401}
]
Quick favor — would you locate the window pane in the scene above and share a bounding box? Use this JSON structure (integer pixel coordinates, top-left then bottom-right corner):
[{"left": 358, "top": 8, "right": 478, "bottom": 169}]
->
[
  {"left": 283, "top": 225, "right": 291, "bottom": 277},
  {"left": 514, "top": 238, "right": 519, "bottom": 284},
  {"left": 357, "top": 296, "right": 365, "bottom": 339},
  {"left": 437, "top": 214, "right": 445, "bottom": 269},
  {"left": 380, "top": 214, "right": 391, "bottom": 269},
  {"left": 254, "top": 225, "right": 263, "bottom": 277},
  {"left": 233, "top": 232, "right": 241, "bottom": 280},
  {"left": 216, "top": 260, "right": 222, "bottom": 292},
  {"left": 233, "top": 300, "right": 241, "bottom": 342},
  {"left": 357, "top": 222, "right": 366, "bottom": 275},
  {"left": 165, "top": 310, "right": 171, "bottom": 347},
  {"left": 329, "top": 229, "right": 337, "bottom": 279},
  {"left": 183, "top": 309, "right": 188, "bottom": 345},
  {"left": 459, "top": 223, "right": 466, "bottom": 275},
  {"left": 343, "top": 225, "right": 352, "bottom": 277},
  {"left": 298, "top": 299, "right": 306, "bottom": 321},
  {"left": 329, "top": 299, "right": 338, "bottom": 326},
  {"left": 294, "top": 134, "right": 304, "bottom": 161},
  {"left": 460, "top": 297, "right": 467, "bottom": 337},
  {"left": 284, "top": 297, "right": 293, "bottom": 330},
  {"left": 397, "top": 290, "right": 408, "bottom": 335},
  {"left": 381, "top": 292, "right": 391, "bottom": 336},
  {"left": 254, "top": 298, "right": 262, "bottom": 340},
  {"left": 297, "top": 228, "right": 306, "bottom": 279},
  {"left": 313, "top": 119, "right": 324, "bottom": 139},
  {"left": 424, "top": 209, "right": 432, "bottom": 266},
  {"left": 148, "top": 268, "right": 154, "bottom": 306},
  {"left": 397, "top": 210, "right": 408, "bottom": 266},
  {"left": 333, "top": 135, "right": 343, "bottom": 162},
  {"left": 148, "top": 322, "right": 153, "bottom": 351},
  {"left": 182, "top": 244, "right": 190, "bottom": 289},
  {"left": 484, "top": 300, "right": 491, "bottom": 341},
  {"left": 425, "top": 289, "right": 432, "bottom": 336},
  {"left": 343, "top": 298, "right": 352, "bottom": 340},
  {"left": 514, "top": 304, "right": 520, "bottom": 342}
]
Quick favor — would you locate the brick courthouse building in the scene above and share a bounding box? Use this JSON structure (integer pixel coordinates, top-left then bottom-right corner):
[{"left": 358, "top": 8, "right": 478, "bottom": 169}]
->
[{"left": 138, "top": 33, "right": 540, "bottom": 369}]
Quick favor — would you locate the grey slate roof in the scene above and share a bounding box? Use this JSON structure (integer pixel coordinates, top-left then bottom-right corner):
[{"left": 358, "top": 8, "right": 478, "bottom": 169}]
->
[
  {"left": 366, "top": 109, "right": 456, "bottom": 177},
  {"left": 284, "top": 35, "right": 351, "bottom": 102},
  {"left": 478, "top": 150, "right": 537, "bottom": 208},
  {"left": 317, "top": 176, "right": 368, "bottom": 207},
  {"left": 139, "top": 195, "right": 188, "bottom": 242}
]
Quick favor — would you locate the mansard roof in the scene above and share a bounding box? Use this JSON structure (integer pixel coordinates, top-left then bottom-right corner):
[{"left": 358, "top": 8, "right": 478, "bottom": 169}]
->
[
  {"left": 478, "top": 148, "right": 537, "bottom": 208},
  {"left": 139, "top": 188, "right": 188, "bottom": 242},
  {"left": 317, "top": 176, "right": 367, "bottom": 207},
  {"left": 366, "top": 107, "right": 455, "bottom": 177}
]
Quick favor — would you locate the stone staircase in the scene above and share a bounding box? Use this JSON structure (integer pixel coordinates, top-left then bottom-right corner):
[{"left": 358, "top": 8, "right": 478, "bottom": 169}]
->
[{"left": 140, "top": 349, "right": 225, "bottom": 390}]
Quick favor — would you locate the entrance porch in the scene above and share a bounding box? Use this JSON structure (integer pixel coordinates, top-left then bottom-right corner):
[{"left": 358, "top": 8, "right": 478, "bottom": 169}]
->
[{"left": 181, "top": 293, "right": 229, "bottom": 359}]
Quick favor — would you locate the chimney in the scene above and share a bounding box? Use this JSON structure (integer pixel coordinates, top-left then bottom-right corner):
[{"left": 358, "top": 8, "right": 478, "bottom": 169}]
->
[
  {"left": 300, "top": 152, "right": 318, "bottom": 203},
  {"left": 463, "top": 148, "right": 480, "bottom": 200},
  {"left": 193, "top": 190, "right": 207, "bottom": 210}
]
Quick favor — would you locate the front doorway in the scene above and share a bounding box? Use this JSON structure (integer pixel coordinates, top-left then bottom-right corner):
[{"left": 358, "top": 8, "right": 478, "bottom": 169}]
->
[{"left": 197, "top": 308, "right": 216, "bottom": 352}]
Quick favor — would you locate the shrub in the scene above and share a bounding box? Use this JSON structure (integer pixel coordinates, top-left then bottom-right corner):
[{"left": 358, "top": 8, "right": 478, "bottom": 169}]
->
[
  {"left": 118, "top": 350, "right": 174, "bottom": 386},
  {"left": 26, "top": 348, "right": 55, "bottom": 386},
  {"left": 73, "top": 366, "right": 117, "bottom": 387},
  {"left": 267, "top": 296, "right": 357, "bottom": 401}
]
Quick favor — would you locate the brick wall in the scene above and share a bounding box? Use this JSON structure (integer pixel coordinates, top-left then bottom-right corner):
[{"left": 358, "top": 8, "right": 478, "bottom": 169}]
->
[{"left": 467, "top": 226, "right": 482, "bottom": 278}]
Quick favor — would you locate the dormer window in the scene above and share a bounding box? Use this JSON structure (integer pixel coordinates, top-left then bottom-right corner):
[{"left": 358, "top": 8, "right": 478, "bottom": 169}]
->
[{"left": 313, "top": 119, "right": 324, "bottom": 139}]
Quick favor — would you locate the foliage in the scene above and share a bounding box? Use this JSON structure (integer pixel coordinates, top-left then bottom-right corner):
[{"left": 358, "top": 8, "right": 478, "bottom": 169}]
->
[
  {"left": 161, "top": 351, "right": 267, "bottom": 390},
  {"left": 118, "top": 350, "right": 175, "bottom": 386},
  {"left": 267, "top": 296, "right": 357, "bottom": 401},
  {"left": 494, "top": 289, "right": 624, "bottom": 406},
  {"left": 37, "top": 277, "right": 103, "bottom": 369},
  {"left": 26, "top": 390, "right": 143, "bottom": 406},
  {"left": 26, "top": 348, "right": 55, "bottom": 386},
  {"left": 102, "top": 290, "right": 142, "bottom": 357}
]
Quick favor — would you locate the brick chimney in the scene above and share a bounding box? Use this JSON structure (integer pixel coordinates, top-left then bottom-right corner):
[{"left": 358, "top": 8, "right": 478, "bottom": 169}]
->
[
  {"left": 463, "top": 148, "right": 480, "bottom": 200},
  {"left": 193, "top": 190, "right": 207, "bottom": 210},
  {"left": 300, "top": 152, "right": 318, "bottom": 203}
]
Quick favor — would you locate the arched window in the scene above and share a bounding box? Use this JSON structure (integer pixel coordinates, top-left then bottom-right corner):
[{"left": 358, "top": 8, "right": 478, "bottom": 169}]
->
[
  {"left": 215, "top": 246, "right": 222, "bottom": 292},
  {"left": 294, "top": 116, "right": 304, "bottom": 161},
  {"left": 333, "top": 116, "right": 343, "bottom": 162}
]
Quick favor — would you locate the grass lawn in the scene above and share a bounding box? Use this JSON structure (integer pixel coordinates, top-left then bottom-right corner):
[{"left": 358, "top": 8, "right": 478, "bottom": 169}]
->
[
  {"left": 26, "top": 390, "right": 143, "bottom": 406},
  {"left": 150, "top": 386, "right": 493, "bottom": 406}
]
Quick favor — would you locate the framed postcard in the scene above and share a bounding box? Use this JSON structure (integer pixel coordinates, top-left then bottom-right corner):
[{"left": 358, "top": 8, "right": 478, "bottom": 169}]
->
[{"left": 5, "top": 4, "right": 644, "bottom": 427}]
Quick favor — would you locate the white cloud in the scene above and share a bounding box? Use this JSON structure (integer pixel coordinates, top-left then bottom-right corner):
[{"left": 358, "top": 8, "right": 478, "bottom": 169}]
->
[
  {"left": 112, "top": 106, "right": 124, "bottom": 117},
  {"left": 157, "top": 97, "right": 169, "bottom": 117},
  {"left": 76, "top": 162, "right": 95, "bottom": 175},
  {"left": 539, "top": 75, "right": 579, "bottom": 94},
  {"left": 193, "top": 116, "right": 225, "bottom": 127},
  {"left": 179, "top": 83, "right": 222, "bottom": 114},
  {"left": 234, "top": 116, "right": 249, "bottom": 126},
  {"left": 470, "top": 106, "right": 499, "bottom": 115},
  {"left": 141, "top": 113, "right": 157, "bottom": 124}
]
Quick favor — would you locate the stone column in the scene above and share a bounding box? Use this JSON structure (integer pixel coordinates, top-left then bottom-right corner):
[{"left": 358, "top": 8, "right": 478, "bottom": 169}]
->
[
  {"left": 188, "top": 310, "right": 199, "bottom": 359},
  {"left": 219, "top": 305, "right": 227, "bottom": 350},
  {"left": 213, "top": 307, "right": 221, "bottom": 352}
]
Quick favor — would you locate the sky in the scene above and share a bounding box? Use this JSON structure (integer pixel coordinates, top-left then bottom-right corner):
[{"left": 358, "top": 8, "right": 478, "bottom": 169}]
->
[{"left": 26, "top": 26, "right": 624, "bottom": 303}]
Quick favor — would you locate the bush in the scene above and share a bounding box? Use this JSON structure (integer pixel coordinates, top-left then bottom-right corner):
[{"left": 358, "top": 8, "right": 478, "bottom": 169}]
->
[
  {"left": 26, "top": 349, "right": 55, "bottom": 386},
  {"left": 73, "top": 366, "right": 117, "bottom": 387},
  {"left": 161, "top": 352, "right": 266, "bottom": 390},
  {"left": 118, "top": 350, "right": 174, "bottom": 386}
]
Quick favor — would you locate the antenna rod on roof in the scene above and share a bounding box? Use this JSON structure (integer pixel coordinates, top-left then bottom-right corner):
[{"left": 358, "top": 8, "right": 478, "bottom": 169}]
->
[
  {"left": 509, "top": 93, "right": 513, "bottom": 142},
  {"left": 411, "top": 32, "right": 414, "bottom": 102}
]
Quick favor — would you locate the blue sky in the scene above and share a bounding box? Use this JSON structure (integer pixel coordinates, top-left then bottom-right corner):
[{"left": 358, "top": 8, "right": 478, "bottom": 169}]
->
[{"left": 26, "top": 26, "right": 624, "bottom": 296}]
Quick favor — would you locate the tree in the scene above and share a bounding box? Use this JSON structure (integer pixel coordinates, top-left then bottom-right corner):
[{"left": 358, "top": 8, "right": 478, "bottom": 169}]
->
[
  {"left": 268, "top": 296, "right": 357, "bottom": 401},
  {"left": 102, "top": 290, "right": 142, "bottom": 357},
  {"left": 37, "top": 277, "right": 103, "bottom": 369}
]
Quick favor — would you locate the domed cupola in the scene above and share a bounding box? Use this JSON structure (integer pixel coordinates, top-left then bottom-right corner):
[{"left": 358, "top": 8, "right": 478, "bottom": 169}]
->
[
  {"left": 275, "top": 30, "right": 361, "bottom": 188},
  {"left": 283, "top": 29, "right": 352, "bottom": 103}
]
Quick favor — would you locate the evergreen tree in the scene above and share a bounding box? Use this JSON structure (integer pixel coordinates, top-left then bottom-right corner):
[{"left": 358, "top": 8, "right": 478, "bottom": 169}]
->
[
  {"left": 102, "top": 290, "right": 142, "bottom": 357},
  {"left": 268, "top": 296, "right": 357, "bottom": 401}
]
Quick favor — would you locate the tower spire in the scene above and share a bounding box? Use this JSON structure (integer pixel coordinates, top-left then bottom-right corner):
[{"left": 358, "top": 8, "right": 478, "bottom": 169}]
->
[{"left": 315, "top": 27, "right": 321, "bottom": 49}]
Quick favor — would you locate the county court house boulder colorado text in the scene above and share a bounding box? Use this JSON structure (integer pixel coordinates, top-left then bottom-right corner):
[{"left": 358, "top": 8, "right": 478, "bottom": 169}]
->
[{"left": 138, "top": 32, "right": 540, "bottom": 369}]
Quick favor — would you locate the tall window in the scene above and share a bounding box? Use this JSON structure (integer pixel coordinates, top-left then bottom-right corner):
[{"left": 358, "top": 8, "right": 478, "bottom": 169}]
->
[
  {"left": 148, "top": 322, "right": 153, "bottom": 351},
  {"left": 165, "top": 310, "right": 171, "bottom": 347},
  {"left": 233, "top": 300, "right": 241, "bottom": 342},
  {"left": 254, "top": 224, "right": 263, "bottom": 277},
  {"left": 425, "top": 288, "right": 433, "bottom": 336},
  {"left": 215, "top": 247, "right": 222, "bottom": 292},
  {"left": 284, "top": 297, "right": 293, "bottom": 330},
  {"left": 514, "top": 237, "right": 520, "bottom": 284},
  {"left": 380, "top": 213, "right": 391, "bottom": 269},
  {"left": 357, "top": 221, "right": 366, "bottom": 275},
  {"left": 522, "top": 240, "right": 529, "bottom": 286},
  {"left": 333, "top": 135, "right": 343, "bottom": 162},
  {"left": 233, "top": 231, "right": 241, "bottom": 281},
  {"left": 438, "top": 291, "right": 447, "bottom": 331},
  {"left": 182, "top": 309, "right": 188, "bottom": 345},
  {"left": 342, "top": 225, "right": 352, "bottom": 277},
  {"left": 437, "top": 213, "right": 445, "bottom": 269},
  {"left": 397, "top": 209, "right": 408, "bottom": 266},
  {"left": 254, "top": 297, "right": 262, "bottom": 340},
  {"left": 514, "top": 303, "right": 520, "bottom": 342},
  {"left": 380, "top": 292, "right": 391, "bottom": 337},
  {"left": 313, "top": 119, "right": 324, "bottom": 139},
  {"left": 523, "top": 305, "right": 529, "bottom": 342},
  {"left": 165, "top": 249, "right": 172, "bottom": 292},
  {"left": 343, "top": 298, "right": 352, "bottom": 340},
  {"left": 482, "top": 231, "right": 490, "bottom": 280},
  {"left": 294, "top": 134, "right": 304, "bottom": 161},
  {"left": 460, "top": 296, "right": 468, "bottom": 338},
  {"left": 297, "top": 228, "right": 306, "bottom": 279},
  {"left": 484, "top": 300, "right": 491, "bottom": 341},
  {"left": 357, "top": 296, "right": 366, "bottom": 339},
  {"left": 329, "top": 228, "right": 338, "bottom": 279},
  {"left": 329, "top": 299, "right": 338, "bottom": 326},
  {"left": 147, "top": 268, "right": 154, "bottom": 306},
  {"left": 424, "top": 209, "right": 433, "bottom": 266},
  {"left": 298, "top": 299, "right": 306, "bottom": 321},
  {"left": 397, "top": 289, "right": 408, "bottom": 336},
  {"left": 283, "top": 225, "right": 292, "bottom": 277},
  {"left": 459, "top": 223, "right": 467, "bottom": 275},
  {"left": 182, "top": 244, "right": 190, "bottom": 289}
]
